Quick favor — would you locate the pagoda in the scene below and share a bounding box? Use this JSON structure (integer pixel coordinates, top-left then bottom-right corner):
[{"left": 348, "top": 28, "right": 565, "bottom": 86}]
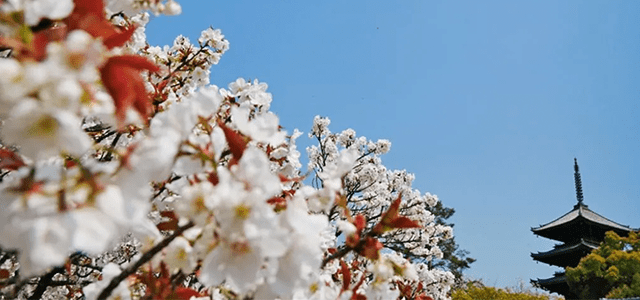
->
[{"left": 530, "top": 159, "right": 634, "bottom": 298}]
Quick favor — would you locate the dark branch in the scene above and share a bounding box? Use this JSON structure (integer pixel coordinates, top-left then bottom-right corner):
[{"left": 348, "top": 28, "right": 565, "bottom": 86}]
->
[
  {"left": 97, "top": 221, "right": 194, "bottom": 300},
  {"left": 27, "top": 266, "right": 65, "bottom": 300}
]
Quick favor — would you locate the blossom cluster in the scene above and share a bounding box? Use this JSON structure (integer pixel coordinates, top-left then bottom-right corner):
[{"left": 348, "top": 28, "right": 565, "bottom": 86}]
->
[{"left": 0, "top": 0, "right": 454, "bottom": 299}]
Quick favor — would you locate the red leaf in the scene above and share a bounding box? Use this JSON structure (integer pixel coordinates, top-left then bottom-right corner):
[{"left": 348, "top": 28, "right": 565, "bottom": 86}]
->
[
  {"left": 372, "top": 194, "right": 422, "bottom": 234},
  {"left": 0, "top": 269, "right": 10, "bottom": 280},
  {"left": 173, "top": 287, "right": 201, "bottom": 300},
  {"left": 107, "top": 55, "right": 160, "bottom": 71},
  {"left": 352, "top": 294, "right": 367, "bottom": 300},
  {"left": 354, "top": 214, "right": 366, "bottom": 232},
  {"left": 360, "top": 237, "right": 382, "bottom": 260},
  {"left": 217, "top": 122, "right": 247, "bottom": 161},
  {"left": 104, "top": 25, "right": 136, "bottom": 49},
  {"left": 71, "top": 14, "right": 115, "bottom": 41},
  {"left": 372, "top": 194, "right": 402, "bottom": 234},
  {"left": 382, "top": 194, "right": 402, "bottom": 223},
  {"left": 396, "top": 281, "right": 412, "bottom": 296},
  {"left": 157, "top": 210, "right": 179, "bottom": 231},
  {"left": 156, "top": 220, "right": 178, "bottom": 231},
  {"left": 352, "top": 271, "right": 367, "bottom": 295},
  {"left": 100, "top": 55, "right": 159, "bottom": 127},
  {"left": 0, "top": 148, "right": 26, "bottom": 170},
  {"left": 66, "top": 0, "right": 136, "bottom": 49},
  {"left": 389, "top": 216, "right": 421, "bottom": 229},
  {"left": 31, "top": 32, "right": 50, "bottom": 61},
  {"left": 278, "top": 174, "right": 288, "bottom": 182},
  {"left": 266, "top": 196, "right": 285, "bottom": 205},
  {"left": 207, "top": 172, "right": 219, "bottom": 185},
  {"left": 159, "top": 210, "right": 177, "bottom": 220},
  {"left": 416, "top": 294, "right": 433, "bottom": 300},
  {"left": 340, "top": 260, "right": 350, "bottom": 292},
  {"left": 345, "top": 234, "right": 359, "bottom": 248},
  {"left": 72, "top": 0, "right": 104, "bottom": 16}
]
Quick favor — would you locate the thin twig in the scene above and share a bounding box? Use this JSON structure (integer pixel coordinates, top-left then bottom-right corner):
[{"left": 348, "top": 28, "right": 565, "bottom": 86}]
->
[
  {"left": 100, "top": 132, "right": 122, "bottom": 161},
  {"left": 96, "top": 221, "right": 194, "bottom": 300},
  {"left": 27, "top": 266, "right": 64, "bottom": 300},
  {"left": 321, "top": 231, "right": 372, "bottom": 268},
  {"left": 162, "top": 47, "right": 207, "bottom": 81}
]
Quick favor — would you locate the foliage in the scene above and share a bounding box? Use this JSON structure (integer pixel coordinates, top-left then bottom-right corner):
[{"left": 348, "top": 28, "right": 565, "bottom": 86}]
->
[
  {"left": 566, "top": 230, "right": 640, "bottom": 299},
  {"left": 427, "top": 202, "right": 476, "bottom": 285},
  {"left": 451, "top": 281, "right": 562, "bottom": 300},
  {"left": 0, "top": 0, "right": 457, "bottom": 299}
]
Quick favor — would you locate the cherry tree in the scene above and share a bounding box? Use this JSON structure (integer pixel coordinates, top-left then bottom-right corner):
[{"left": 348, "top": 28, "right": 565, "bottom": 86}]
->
[{"left": 0, "top": 0, "right": 454, "bottom": 299}]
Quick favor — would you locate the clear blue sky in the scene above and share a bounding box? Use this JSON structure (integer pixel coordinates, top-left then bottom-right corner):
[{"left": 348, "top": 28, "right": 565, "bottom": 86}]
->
[{"left": 147, "top": 0, "right": 640, "bottom": 289}]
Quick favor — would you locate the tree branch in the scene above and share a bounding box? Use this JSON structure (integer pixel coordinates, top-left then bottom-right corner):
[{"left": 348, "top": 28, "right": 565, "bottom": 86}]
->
[
  {"left": 97, "top": 221, "right": 194, "bottom": 300},
  {"left": 27, "top": 266, "right": 64, "bottom": 300}
]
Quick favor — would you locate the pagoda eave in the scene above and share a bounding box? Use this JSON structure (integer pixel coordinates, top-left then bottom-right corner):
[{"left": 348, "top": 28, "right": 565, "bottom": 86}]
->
[
  {"left": 532, "top": 274, "right": 577, "bottom": 299},
  {"left": 531, "top": 239, "right": 598, "bottom": 267},
  {"left": 531, "top": 203, "right": 632, "bottom": 242}
]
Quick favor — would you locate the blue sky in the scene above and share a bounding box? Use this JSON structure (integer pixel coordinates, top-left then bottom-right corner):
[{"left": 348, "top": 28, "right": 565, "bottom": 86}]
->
[{"left": 147, "top": 0, "right": 640, "bottom": 289}]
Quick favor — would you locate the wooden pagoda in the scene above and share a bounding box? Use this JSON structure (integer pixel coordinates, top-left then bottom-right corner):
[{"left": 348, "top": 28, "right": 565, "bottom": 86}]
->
[{"left": 530, "top": 159, "right": 634, "bottom": 298}]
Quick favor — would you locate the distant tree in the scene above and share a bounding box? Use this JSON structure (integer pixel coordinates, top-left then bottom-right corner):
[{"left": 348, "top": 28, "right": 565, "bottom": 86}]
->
[
  {"left": 566, "top": 230, "right": 640, "bottom": 299},
  {"left": 451, "top": 281, "right": 561, "bottom": 300},
  {"left": 427, "top": 201, "right": 476, "bottom": 285}
]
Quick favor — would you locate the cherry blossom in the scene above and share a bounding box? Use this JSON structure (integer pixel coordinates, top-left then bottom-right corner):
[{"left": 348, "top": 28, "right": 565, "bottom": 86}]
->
[
  {"left": 0, "top": 0, "right": 456, "bottom": 299},
  {"left": 1, "top": 0, "right": 74, "bottom": 26}
]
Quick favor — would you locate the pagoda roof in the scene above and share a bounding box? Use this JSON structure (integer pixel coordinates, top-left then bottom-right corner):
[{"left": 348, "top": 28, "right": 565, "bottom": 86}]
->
[
  {"left": 531, "top": 202, "right": 632, "bottom": 242},
  {"left": 531, "top": 273, "right": 577, "bottom": 298},
  {"left": 531, "top": 238, "right": 599, "bottom": 267}
]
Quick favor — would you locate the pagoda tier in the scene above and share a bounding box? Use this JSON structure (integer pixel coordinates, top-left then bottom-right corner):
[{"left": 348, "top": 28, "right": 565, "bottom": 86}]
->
[
  {"left": 531, "top": 201, "right": 632, "bottom": 243},
  {"left": 532, "top": 272, "right": 578, "bottom": 299},
  {"left": 531, "top": 238, "right": 599, "bottom": 267}
]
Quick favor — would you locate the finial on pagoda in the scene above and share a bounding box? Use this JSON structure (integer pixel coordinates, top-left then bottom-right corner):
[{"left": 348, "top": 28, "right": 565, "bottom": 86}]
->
[{"left": 574, "top": 158, "right": 584, "bottom": 206}]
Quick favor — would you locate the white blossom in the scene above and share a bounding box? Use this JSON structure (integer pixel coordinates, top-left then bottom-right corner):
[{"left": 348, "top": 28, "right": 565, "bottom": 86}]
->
[
  {"left": 83, "top": 263, "right": 132, "bottom": 300},
  {"left": 1, "top": 0, "right": 74, "bottom": 26},
  {"left": 2, "top": 99, "right": 92, "bottom": 159}
]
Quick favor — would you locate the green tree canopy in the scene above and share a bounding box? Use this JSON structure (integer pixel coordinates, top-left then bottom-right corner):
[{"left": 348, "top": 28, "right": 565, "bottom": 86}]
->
[
  {"left": 451, "top": 281, "right": 560, "bottom": 300},
  {"left": 566, "top": 230, "right": 640, "bottom": 299}
]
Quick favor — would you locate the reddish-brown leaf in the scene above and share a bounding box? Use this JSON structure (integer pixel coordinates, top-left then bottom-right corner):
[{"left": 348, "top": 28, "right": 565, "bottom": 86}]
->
[
  {"left": 0, "top": 148, "right": 26, "bottom": 170},
  {"left": 396, "top": 281, "right": 412, "bottom": 296},
  {"left": 340, "top": 260, "right": 350, "bottom": 292},
  {"left": 352, "top": 271, "right": 367, "bottom": 295},
  {"left": 66, "top": 0, "right": 136, "bottom": 49},
  {"left": 173, "top": 287, "right": 201, "bottom": 300},
  {"left": 389, "top": 216, "right": 421, "bottom": 229},
  {"left": 207, "top": 172, "right": 219, "bottom": 185},
  {"left": 416, "top": 294, "right": 433, "bottom": 300},
  {"left": 159, "top": 210, "right": 177, "bottom": 220},
  {"left": 354, "top": 214, "right": 366, "bottom": 232},
  {"left": 100, "top": 55, "right": 159, "bottom": 127},
  {"left": 31, "top": 32, "right": 49, "bottom": 61},
  {"left": 352, "top": 294, "right": 367, "bottom": 300},
  {"left": 72, "top": 0, "right": 104, "bottom": 16},
  {"left": 218, "top": 122, "right": 247, "bottom": 161},
  {"left": 107, "top": 55, "right": 160, "bottom": 71},
  {"left": 360, "top": 237, "right": 382, "bottom": 260},
  {"left": 382, "top": 194, "right": 402, "bottom": 223},
  {"left": 103, "top": 25, "right": 136, "bottom": 49},
  {"left": 0, "top": 269, "right": 10, "bottom": 280},
  {"left": 345, "top": 234, "right": 359, "bottom": 248},
  {"left": 156, "top": 219, "right": 178, "bottom": 231},
  {"left": 157, "top": 210, "right": 179, "bottom": 231}
]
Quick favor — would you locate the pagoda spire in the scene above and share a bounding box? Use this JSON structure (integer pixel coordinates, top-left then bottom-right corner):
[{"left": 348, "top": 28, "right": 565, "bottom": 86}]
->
[{"left": 574, "top": 158, "right": 584, "bottom": 205}]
